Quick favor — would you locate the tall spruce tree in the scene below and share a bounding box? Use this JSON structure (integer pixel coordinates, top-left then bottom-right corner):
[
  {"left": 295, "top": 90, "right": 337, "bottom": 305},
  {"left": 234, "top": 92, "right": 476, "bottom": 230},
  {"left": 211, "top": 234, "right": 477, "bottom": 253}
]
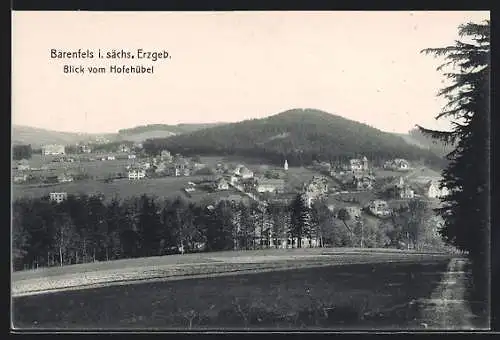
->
[
  {"left": 418, "top": 21, "right": 490, "bottom": 313},
  {"left": 290, "top": 193, "right": 312, "bottom": 248}
]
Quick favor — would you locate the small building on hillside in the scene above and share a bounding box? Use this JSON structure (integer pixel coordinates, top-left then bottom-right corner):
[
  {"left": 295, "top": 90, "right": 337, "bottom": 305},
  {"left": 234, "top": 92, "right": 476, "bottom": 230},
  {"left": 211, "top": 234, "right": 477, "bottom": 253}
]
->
[
  {"left": 57, "top": 173, "right": 74, "bottom": 183},
  {"left": 13, "top": 173, "right": 28, "bottom": 184},
  {"left": 49, "top": 192, "right": 68, "bottom": 203},
  {"left": 233, "top": 164, "right": 254, "bottom": 179},
  {"left": 367, "top": 200, "right": 391, "bottom": 217},
  {"left": 128, "top": 168, "right": 146, "bottom": 180},
  {"left": 349, "top": 156, "right": 369, "bottom": 172},
  {"left": 426, "top": 180, "right": 448, "bottom": 198},
  {"left": 119, "top": 144, "right": 131, "bottom": 153},
  {"left": 384, "top": 158, "right": 410, "bottom": 171},
  {"left": 257, "top": 178, "right": 286, "bottom": 194},
  {"left": 397, "top": 185, "right": 415, "bottom": 199},
  {"left": 230, "top": 175, "right": 239, "bottom": 185},
  {"left": 394, "top": 176, "right": 414, "bottom": 199},
  {"left": 166, "top": 164, "right": 190, "bottom": 177},
  {"left": 80, "top": 144, "right": 92, "bottom": 153},
  {"left": 128, "top": 154, "right": 136, "bottom": 159},
  {"left": 185, "top": 182, "right": 196, "bottom": 193},
  {"left": 240, "top": 167, "right": 254, "bottom": 179},
  {"left": 42, "top": 144, "right": 65, "bottom": 156},
  {"left": 216, "top": 178, "right": 230, "bottom": 191},
  {"left": 16, "top": 159, "right": 30, "bottom": 171},
  {"left": 107, "top": 155, "right": 116, "bottom": 161},
  {"left": 353, "top": 175, "right": 374, "bottom": 191},
  {"left": 168, "top": 166, "right": 181, "bottom": 177},
  {"left": 160, "top": 150, "right": 173, "bottom": 162}
]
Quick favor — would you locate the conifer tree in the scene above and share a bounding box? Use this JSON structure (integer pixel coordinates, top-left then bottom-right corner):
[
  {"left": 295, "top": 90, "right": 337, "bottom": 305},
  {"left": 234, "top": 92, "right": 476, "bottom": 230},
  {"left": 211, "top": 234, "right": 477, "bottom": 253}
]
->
[
  {"left": 290, "top": 193, "right": 312, "bottom": 248},
  {"left": 419, "top": 20, "right": 490, "bottom": 314}
]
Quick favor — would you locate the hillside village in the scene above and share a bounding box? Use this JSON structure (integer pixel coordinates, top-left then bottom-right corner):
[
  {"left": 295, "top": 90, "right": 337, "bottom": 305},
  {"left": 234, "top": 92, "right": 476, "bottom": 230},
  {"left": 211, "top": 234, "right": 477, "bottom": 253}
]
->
[{"left": 12, "top": 138, "right": 450, "bottom": 252}]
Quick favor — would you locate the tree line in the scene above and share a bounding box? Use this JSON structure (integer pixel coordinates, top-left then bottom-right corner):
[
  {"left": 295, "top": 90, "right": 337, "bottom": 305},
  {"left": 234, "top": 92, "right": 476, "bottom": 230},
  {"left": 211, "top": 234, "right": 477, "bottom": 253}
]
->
[
  {"left": 13, "top": 144, "right": 33, "bottom": 161},
  {"left": 12, "top": 192, "right": 447, "bottom": 271}
]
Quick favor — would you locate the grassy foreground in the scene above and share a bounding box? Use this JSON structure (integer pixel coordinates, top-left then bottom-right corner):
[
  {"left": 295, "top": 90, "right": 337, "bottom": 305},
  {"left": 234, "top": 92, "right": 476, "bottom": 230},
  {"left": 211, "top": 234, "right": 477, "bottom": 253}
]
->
[{"left": 12, "top": 257, "right": 451, "bottom": 330}]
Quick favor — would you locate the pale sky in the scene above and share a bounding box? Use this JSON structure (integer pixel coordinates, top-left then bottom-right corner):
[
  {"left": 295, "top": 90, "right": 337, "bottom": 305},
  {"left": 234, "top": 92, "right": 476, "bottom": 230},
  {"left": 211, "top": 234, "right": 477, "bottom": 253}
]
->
[{"left": 12, "top": 11, "right": 489, "bottom": 134}]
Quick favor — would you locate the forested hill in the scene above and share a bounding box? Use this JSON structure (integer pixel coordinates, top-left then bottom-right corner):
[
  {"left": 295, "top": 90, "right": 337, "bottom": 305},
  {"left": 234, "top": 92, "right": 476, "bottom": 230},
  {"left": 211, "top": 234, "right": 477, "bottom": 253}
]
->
[{"left": 143, "top": 108, "right": 447, "bottom": 168}]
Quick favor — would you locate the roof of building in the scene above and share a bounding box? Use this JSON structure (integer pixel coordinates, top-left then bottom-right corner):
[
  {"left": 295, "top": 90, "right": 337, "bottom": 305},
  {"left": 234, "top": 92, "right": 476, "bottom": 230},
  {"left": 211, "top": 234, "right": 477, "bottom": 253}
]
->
[{"left": 240, "top": 167, "right": 253, "bottom": 175}]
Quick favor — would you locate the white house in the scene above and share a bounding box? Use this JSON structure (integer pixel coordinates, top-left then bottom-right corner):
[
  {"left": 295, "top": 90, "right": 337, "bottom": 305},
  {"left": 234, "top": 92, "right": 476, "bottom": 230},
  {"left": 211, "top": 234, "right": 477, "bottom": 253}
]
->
[
  {"left": 17, "top": 159, "right": 30, "bottom": 171},
  {"left": 284, "top": 160, "right": 289, "bottom": 171},
  {"left": 119, "top": 144, "right": 131, "bottom": 153},
  {"left": 128, "top": 154, "right": 136, "bottom": 159},
  {"left": 107, "top": 155, "right": 116, "bottom": 161},
  {"left": 128, "top": 168, "right": 146, "bottom": 180},
  {"left": 42, "top": 144, "right": 65, "bottom": 156},
  {"left": 385, "top": 158, "right": 410, "bottom": 171},
  {"left": 13, "top": 173, "right": 28, "bottom": 183},
  {"left": 426, "top": 181, "right": 448, "bottom": 198},
  {"left": 368, "top": 200, "right": 391, "bottom": 217},
  {"left": 257, "top": 179, "right": 285, "bottom": 193},
  {"left": 57, "top": 173, "right": 74, "bottom": 183},
  {"left": 395, "top": 177, "right": 414, "bottom": 199},
  {"left": 349, "top": 156, "right": 369, "bottom": 172},
  {"left": 216, "top": 178, "right": 230, "bottom": 191},
  {"left": 80, "top": 144, "right": 92, "bottom": 153},
  {"left": 185, "top": 182, "right": 196, "bottom": 193},
  {"left": 49, "top": 192, "right": 68, "bottom": 203}
]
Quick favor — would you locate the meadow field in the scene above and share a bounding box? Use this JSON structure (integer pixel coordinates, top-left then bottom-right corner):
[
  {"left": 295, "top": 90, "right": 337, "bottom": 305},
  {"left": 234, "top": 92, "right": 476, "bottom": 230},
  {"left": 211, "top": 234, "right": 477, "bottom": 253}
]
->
[
  {"left": 12, "top": 248, "right": 459, "bottom": 330},
  {"left": 12, "top": 176, "right": 242, "bottom": 203}
]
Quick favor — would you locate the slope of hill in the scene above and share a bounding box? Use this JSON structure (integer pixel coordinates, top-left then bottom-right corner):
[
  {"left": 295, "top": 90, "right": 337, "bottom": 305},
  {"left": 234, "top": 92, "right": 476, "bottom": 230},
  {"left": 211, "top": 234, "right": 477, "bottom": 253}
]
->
[
  {"left": 11, "top": 125, "right": 113, "bottom": 148},
  {"left": 401, "top": 128, "right": 455, "bottom": 157},
  {"left": 118, "top": 123, "right": 224, "bottom": 136},
  {"left": 115, "top": 130, "right": 177, "bottom": 143},
  {"left": 12, "top": 123, "right": 225, "bottom": 147},
  {"left": 143, "top": 108, "right": 447, "bottom": 168}
]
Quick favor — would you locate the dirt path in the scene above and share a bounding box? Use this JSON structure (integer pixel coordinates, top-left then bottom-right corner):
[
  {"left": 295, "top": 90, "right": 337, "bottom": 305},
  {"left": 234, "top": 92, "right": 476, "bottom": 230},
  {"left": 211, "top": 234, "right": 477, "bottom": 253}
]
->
[{"left": 418, "top": 258, "right": 477, "bottom": 330}]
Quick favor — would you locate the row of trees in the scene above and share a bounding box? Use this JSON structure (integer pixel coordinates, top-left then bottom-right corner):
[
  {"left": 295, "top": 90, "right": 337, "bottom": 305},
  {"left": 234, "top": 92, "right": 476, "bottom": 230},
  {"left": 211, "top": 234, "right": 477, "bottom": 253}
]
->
[
  {"left": 13, "top": 144, "right": 33, "bottom": 160},
  {"left": 12, "top": 192, "right": 446, "bottom": 271}
]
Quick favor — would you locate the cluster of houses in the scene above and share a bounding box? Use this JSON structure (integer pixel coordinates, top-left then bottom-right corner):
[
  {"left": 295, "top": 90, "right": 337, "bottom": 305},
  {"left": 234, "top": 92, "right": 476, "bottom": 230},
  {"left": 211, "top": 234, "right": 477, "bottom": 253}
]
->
[
  {"left": 126, "top": 150, "right": 198, "bottom": 180},
  {"left": 12, "top": 158, "right": 77, "bottom": 184},
  {"left": 384, "top": 158, "right": 411, "bottom": 171}
]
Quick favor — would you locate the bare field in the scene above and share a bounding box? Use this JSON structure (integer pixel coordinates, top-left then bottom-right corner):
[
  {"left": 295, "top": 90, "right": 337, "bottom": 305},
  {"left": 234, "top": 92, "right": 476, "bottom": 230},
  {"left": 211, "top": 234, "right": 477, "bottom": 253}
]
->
[
  {"left": 12, "top": 248, "right": 452, "bottom": 298},
  {"left": 12, "top": 258, "right": 454, "bottom": 330}
]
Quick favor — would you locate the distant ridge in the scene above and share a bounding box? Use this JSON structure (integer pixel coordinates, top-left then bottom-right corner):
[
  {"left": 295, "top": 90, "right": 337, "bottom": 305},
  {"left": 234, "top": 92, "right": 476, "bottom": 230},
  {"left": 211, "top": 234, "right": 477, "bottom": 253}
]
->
[
  {"left": 12, "top": 122, "right": 226, "bottom": 147},
  {"left": 12, "top": 125, "right": 111, "bottom": 148}
]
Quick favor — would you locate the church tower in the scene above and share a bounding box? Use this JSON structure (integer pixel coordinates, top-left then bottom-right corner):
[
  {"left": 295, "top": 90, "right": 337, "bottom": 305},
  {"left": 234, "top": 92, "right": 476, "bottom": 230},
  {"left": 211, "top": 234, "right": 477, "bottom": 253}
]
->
[{"left": 284, "top": 159, "right": 289, "bottom": 171}]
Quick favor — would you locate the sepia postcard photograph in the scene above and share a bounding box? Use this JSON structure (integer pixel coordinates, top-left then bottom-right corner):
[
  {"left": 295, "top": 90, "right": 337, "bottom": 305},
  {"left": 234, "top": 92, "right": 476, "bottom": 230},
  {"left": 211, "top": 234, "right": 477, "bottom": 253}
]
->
[{"left": 11, "top": 10, "right": 491, "bottom": 332}]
